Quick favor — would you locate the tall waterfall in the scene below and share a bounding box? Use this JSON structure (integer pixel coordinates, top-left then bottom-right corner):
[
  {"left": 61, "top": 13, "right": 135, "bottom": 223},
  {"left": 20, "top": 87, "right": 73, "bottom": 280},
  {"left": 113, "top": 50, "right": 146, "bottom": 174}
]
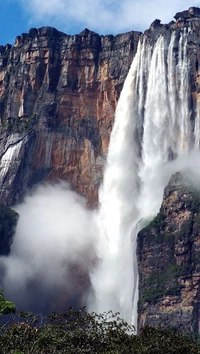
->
[{"left": 90, "top": 28, "right": 196, "bottom": 329}]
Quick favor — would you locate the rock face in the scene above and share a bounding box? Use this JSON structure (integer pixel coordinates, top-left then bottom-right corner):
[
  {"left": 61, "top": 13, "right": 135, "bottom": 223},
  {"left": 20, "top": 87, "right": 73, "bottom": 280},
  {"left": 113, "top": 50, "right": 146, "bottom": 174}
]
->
[
  {"left": 135, "top": 7, "right": 200, "bottom": 334},
  {"left": 174, "top": 7, "right": 200, "bottom": 21},
  {"left": 2, "top": 6, "right": 200, "bottom": 330},
  {"left": 1, "top": 9, "right": 200, "bottom": 207},
  {"left": 0, "top": 27, "right": 141, "bottom": 206},
  {"left": 0, "top": 204, "right": 18, "bottom": 255},
  {"left": 137, "top": 172, "right": 200, "bottom": 334}
]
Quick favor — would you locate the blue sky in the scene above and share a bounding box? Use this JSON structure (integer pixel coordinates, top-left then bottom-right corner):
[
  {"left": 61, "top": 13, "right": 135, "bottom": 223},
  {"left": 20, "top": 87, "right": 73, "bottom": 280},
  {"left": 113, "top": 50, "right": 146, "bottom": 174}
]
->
[{"left": 0, "top": 0, "right": 200, "bottom": 46}]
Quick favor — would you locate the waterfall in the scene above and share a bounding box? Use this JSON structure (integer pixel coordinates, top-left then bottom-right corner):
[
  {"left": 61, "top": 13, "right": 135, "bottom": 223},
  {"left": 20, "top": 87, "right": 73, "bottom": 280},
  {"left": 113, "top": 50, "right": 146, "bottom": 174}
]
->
[{"left": 90, "top": 28, "right": 195, "bottom": 330}]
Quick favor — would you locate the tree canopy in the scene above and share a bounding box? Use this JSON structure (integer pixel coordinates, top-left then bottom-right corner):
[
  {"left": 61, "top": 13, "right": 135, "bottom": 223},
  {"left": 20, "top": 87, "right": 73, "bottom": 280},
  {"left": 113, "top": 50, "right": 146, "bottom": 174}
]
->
[
  {"left": 0, "top": 306, "right": 199, "bottom": 353},
  {"left": 0, "top": 289, "right": 16, "bottom": 315}
]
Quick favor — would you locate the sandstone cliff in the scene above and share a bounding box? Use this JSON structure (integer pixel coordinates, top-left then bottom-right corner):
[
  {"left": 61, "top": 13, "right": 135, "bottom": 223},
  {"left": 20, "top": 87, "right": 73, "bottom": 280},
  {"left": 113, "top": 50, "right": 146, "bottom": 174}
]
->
[
  {"left": 0, "top": 27, "right": 141, "bottom": 206},
  {"left": 1, "top": 8, "right": 200, "bottom": 208},
  {"left": 137, "top": 171, "right": 200, "bottom": 334},
  {"left": 1, "top": 7, "right": 200, "bottom": 332}
]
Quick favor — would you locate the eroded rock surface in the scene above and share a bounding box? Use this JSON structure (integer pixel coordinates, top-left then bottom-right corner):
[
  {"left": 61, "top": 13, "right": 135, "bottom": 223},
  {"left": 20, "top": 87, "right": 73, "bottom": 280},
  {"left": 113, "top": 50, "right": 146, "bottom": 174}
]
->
[
  {"left": 0, "top": 27, "right": 141, "bottom": 206},
  {"left": 137, "top": 172, "right": 200, "bottom": 334},
  {"left": 1, "top": 9, "right": 200, "bottom": 207}
]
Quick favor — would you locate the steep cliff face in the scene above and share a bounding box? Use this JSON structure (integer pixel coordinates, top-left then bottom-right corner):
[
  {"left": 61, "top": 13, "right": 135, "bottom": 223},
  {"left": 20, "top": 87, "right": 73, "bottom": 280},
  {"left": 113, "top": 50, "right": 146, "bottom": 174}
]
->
[
  {"left": 137, "top": 171, "right": 200, "bottom": 334},
  {"left": 135, "top": 8, "right": 200, "bottom": 334},
  {"left": 1, "top": 9, "right": 200, "bottom": 207},
  {"left": 0, "top": 27, "right": 141, "bottom": 206},
  {"left": 2, "top": 6, "right": 200, "bottom": 329}
]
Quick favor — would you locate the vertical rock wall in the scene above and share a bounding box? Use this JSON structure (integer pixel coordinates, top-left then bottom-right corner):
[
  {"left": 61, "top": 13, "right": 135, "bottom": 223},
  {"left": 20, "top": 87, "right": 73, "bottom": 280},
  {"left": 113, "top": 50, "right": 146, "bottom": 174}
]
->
[
  {"left": 0, "top": 27, "right": 141, "bottom": 206},
  {"left": 137, "top": 172, "right": 200, "bottom": 334}
]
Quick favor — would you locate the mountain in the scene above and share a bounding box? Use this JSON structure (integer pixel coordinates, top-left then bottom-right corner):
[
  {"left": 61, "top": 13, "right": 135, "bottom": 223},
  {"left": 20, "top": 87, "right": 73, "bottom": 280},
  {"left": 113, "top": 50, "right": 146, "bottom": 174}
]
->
[{"left": 1, "top": 7, "right": 200, "bottom": 333}]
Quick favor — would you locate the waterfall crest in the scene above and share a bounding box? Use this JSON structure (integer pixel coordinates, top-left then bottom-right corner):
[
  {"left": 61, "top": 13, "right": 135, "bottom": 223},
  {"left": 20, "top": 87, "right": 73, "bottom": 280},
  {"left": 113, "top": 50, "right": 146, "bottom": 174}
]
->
[{"left": 90, "top": 28, "right": 197, "bottom": 329}]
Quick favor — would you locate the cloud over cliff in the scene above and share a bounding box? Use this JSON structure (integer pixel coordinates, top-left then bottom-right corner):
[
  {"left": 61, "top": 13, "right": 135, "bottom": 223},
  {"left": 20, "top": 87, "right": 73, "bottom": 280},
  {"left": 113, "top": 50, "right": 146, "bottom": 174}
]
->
[{"left": 19, "top": 0, "right": 200, "bottom": 34}]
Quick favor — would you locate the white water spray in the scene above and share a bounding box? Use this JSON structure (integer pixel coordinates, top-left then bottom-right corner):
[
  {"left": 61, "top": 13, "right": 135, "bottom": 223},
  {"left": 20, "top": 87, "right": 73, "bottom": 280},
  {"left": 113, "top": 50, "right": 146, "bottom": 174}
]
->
[
  {"left": 90, "top": 42, "right": 144, "bottom": 325},
  {"left": 90, "top": 28, "right": 197, "bottom": 329}
]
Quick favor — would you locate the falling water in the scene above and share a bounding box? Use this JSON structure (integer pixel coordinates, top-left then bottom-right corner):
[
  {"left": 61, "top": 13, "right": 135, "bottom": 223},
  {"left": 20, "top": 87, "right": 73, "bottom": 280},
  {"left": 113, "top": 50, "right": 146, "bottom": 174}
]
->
[{"left": 90, "top": 28, "right": 195, "bottom": 330}]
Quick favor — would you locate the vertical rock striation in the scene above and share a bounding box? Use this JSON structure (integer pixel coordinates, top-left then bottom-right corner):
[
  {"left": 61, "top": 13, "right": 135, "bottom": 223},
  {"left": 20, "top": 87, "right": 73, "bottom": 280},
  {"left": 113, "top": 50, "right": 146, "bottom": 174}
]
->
[
  {"left": 2, "top": 6, "right": 200, "bottom": 332},
  {"left": 0, "top": 27, "right": 141, "bottom": 206},
  {"left": 1, "top": 8, "right": 200, "bottom": 207}
]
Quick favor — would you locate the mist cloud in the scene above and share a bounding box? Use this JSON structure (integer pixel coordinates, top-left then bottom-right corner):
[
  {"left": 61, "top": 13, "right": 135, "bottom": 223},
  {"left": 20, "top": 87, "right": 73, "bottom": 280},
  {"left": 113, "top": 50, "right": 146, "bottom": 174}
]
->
[
  {"left": 138, "top": 150, "right": 200, "bottom": 222},
  {"left": 0, "top": 182, "right": 97, "bottom": 313},
  {"left": 18, "top": 0, "right": 200, "bottom": 34}
]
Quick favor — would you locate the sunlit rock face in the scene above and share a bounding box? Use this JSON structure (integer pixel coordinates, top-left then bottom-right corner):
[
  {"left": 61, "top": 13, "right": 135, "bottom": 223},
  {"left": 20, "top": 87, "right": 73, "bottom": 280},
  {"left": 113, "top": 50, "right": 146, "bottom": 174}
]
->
[
  {"left": 0, "top": 27, "right": 141, "bottom": 206},
  {"left": 1, "top": 9, "right": 200, "bottom": 207},
  {"left": 137, "top": 172, "right": 200, "bottom": 334},
  {"left": 2, "top": 6, "right": 200, "bottom": 331}
]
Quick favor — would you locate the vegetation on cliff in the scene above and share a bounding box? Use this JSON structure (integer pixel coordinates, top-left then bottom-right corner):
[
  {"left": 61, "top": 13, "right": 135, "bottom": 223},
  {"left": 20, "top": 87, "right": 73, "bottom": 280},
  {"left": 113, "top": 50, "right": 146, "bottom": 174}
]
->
[
  {"left": 0, "top": 204, "right": 18, "bottom": 255},
  {"left": 137, "top": 171, "right": 200, "bottom": 332}
]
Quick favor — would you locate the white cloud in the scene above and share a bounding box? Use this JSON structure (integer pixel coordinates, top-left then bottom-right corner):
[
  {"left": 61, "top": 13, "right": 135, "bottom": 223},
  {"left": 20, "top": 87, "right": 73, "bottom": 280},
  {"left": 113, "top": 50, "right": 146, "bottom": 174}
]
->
[
  {"left": 1, "top": 182, "right": 97, "bottom": 312},
  {"left": 18, "top": 0, "right": 200, "bottom": 34}
]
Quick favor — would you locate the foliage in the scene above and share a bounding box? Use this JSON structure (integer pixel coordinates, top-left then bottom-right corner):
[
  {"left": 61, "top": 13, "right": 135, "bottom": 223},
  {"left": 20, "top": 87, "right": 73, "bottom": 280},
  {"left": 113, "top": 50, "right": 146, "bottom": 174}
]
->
[
  {"left": 0, "top": 204, "right": 18, "bottom": 235},
  {"left": 0, "top": 289, "right": 16, "bottom": 315},
  {"left": 0, "top": 308, "right": 200, "bottom": 353},
  {"left": 142, "top": 211, "right": 165, "bottom": 236},
  {"left": 0, "top": 204, "right": 19, "bottom": 255},
  {"left": 134, "top": 325, "right": 200, "bottom": 354},
  {"left": 6, "top": 114, "right": 38, "bottom": 133}
]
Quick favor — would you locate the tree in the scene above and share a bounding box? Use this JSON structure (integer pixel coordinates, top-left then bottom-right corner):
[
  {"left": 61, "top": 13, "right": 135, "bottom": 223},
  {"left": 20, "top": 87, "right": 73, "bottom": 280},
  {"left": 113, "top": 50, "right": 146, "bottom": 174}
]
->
[
  {"left": 0, "top": 307, "right": 200, "bottom": 353},
  {"left": 0, "top": 289, "right": 16, "bottom": 315}
]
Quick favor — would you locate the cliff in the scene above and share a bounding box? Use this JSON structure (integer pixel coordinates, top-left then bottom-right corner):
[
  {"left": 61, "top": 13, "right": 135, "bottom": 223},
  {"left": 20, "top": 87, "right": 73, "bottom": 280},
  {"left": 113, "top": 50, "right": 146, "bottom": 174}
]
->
[
  {"left": 1, "top": 8, "right": 200, "bottom": 208},
  {"left": 2, "top": 6, "right": 200, "bottom": 332},
  {"left": 137, "top": 171, "right": 200, "bottom": 334},
  {"left": 0, "top": 27, "right": 141, "bottom": 206}
]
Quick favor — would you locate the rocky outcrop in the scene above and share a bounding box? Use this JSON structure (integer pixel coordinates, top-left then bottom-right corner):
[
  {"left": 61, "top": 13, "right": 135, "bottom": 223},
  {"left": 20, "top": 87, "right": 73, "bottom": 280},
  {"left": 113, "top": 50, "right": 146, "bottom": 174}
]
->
[
  {"left": 174, "top": 7, "right": 200, "bottom": 21},
  {"left": 0, "top": 27, "right": 141, "bottom": 206},
  {"left": 137, "top": 172, "right": 200, "bottom": 334}
]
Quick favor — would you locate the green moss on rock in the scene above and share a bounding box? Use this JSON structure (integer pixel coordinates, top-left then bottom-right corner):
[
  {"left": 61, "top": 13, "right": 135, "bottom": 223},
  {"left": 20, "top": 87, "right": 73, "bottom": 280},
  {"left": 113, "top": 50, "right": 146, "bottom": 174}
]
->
[{"left": 138, "top": 264, "right": 185, "bottom": 310}]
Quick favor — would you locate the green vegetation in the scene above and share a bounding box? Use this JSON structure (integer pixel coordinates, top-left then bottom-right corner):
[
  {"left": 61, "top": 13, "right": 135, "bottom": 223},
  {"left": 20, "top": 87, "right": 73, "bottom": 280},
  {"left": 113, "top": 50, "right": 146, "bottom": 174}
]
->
[
  {"left": 6, "top": 114, "right": 38, "bottom": 133},
  {"left": 139, "top": 264, "right": 185, "bottom": 310},
  {"left": 137, "top": 188, "right": 200, "bottom": 311},
  {"left": 0, "top": 204, "right": 19, "bottom": 255},
  {"left": 0, "top": 289, "right": 16, "bottom": 315},
  {"left": 0, "top": 290, "right": 199, "bottom": 353},
  {"left": 21, "top": 114, "right": 38, "bottom": 131},
  {"left": 0, "top": 308, "right": 199, "bottom": 353},
  {"left": 144, "top": 211, "right": 165, "bottom": 233}
]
